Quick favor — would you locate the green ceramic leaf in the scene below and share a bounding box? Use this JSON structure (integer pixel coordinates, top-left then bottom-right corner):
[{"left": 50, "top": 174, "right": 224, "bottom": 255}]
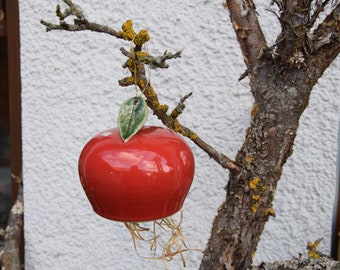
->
[{"left": 118, "top": 96, "right": 149, "bottom": 142}]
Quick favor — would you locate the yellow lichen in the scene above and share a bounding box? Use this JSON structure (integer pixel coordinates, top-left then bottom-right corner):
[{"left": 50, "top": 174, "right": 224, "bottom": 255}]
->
[
  {"left": 245, "top": 155, "right": 254, "bottom": 163},
  {"left": 138, "top": 79, "right": 146, "bottom": 90},
  {"left": 189, "top": 132, "right": 198, "bottom": 140},
  {"left": 159, "top": 104, "right": 169, "bottom": 113},
  {"left": 119, "top": 20, "right": 150, "bottom": 46},
  {"left": 144, "top": 86, "right": 158, "bottom": 102},
  {"left": 134, "top": 30, "right": 150, "bottom": 47},
  {"left": 231, "top": 20, "right": 248, "bottom": 39},
  {"left": 125, "top": 58, "right": 139, "bottom": 73},
  {"left": 251, "top": 195, "right": 261, "bottom": 201},
  {"left": 121, "top": 20, "right": 136, "bottom": 41},
  {"left": 265, "top": 207, "right": 275, "bottom": 216},
  {"left": 251, "top": 204, "right": 258, "bottom": 213},
  {"left": 238, "top": 29, "right": 248, "bottom": 39},
  {"left": 307, "top": 240, "right": 321, "bottom": 259},
  {"left": 249, "top": 177, "right": 260, "bottom": 190},
  {"left": 251, "top": 103, "right": 259, "bottom": 117},
  {"left": 136, "top": 51, "right": 149, "bottom": 57},
  {"left": 232, "top": 20, "right": 239, "bottom": 31},
  {"left": 170, "top": 110, "right": 179, "bottom": 119},
  {"left": 124, "top": 76, "right": 135, "bottom": 85},
  {"left": 122, "top": 20, "right": 133, "bottom": 31},
  {"left": 173, "top": 120, "right": 183, "bottom": 133}
]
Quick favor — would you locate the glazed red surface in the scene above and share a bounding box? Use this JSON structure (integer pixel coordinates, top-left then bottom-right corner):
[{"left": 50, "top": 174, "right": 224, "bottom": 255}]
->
[{"left": 78, "top": 126, "right": 195, "bottom": 222}]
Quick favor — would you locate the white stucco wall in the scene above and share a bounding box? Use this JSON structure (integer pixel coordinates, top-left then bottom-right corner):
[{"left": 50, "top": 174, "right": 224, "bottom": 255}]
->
[{"left": 19, "top": 0, "right": 340, "bottom": 269}]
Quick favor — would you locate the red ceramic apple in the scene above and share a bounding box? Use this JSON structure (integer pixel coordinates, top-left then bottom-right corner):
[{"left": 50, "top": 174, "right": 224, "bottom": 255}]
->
[{"left": 78, "top": 126, "right": 195, "bottom": 222}]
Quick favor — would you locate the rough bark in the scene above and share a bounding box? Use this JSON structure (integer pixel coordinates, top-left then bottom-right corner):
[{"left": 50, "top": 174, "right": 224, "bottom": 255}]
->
[
  {"left": 251, "top": 255, "right": 340, "bottom": 270},
  {"left": 199, "top": 1, "right": 340, "bottom": 269},
  {"left": 0, "top": 177, "right": 23, "bottom": 270}
]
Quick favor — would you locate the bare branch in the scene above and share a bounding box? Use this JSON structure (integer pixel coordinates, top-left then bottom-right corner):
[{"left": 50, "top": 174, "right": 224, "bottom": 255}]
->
[
  {"left": 307, "top": 1, "right": 340, "bottom": 78},
  {"left": 312, "top": 1, "right": 340, "bottom": 49},
  {"left": 226, "top": 0, "right": 267, "bottom": 73},
  {"left": 119, "top": 67, "right": 240, "bottom": 171},
  {"left": 40, "top": 0, "right": 124, "bottom": 39},
  {"left": 238, "top": 69, "right": 248, "bottom": 81},
  {"left": 170, "top": 92, "right": 193, "bottom": 119},
  {"left": 40, "top": 19, "right": 124, "bottom": 38},
  {"left": 275, "top": 0, "right": 314, "bottom": 58},
  {"left": 270, "top": 0, "right": 284, "bottom": 12},
  {"left": 308, "top": 0, "right": 332, "bottom": 29},
  {"left": 144, "top": 50, "right": 182, "bottom": 69},
  {"left": 0, "top": 175, "right": 23, "bottom": 270},
  {"left": 120, "top": 47, "right": 182, "bottom": 69},
  {"left": 59, "top": 0, "right": 85, "bottom": 21}
]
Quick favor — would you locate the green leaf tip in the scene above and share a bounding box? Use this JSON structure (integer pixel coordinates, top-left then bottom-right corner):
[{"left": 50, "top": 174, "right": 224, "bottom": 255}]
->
[{"left": 118, "top": 96, "right": 149, "bottom": 142}]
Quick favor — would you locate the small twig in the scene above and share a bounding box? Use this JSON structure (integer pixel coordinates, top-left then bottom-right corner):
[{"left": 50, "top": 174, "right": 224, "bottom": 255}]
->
[
  {"left": 310, "top": 1, "right": 340, "bottom": 52},
  {"left": 145, "top": 50, "right": 182, "bottom": 69},
  {"left": 40, "top": 19, "right": 124, "bottom": 38},
  {"left": 308, "top": 0, "right": 331, "bottom": 29},
  {"left": 120, "top": 47, "right": 182, "bottom": 69},
  {"left": 238, "top": 69, "right": 248, "bottom": 81},
  {"left": 270, "top": 0, "right": 284, "bottom": 11},
  {"left": 40, "top": 0, "right": 124, "bottom": 39},
  {"left": 170, "top": 92, "right": 193, "bottom": 119},
  {"left": 58, "top": 0, "right": 85, "bottom": 21}
]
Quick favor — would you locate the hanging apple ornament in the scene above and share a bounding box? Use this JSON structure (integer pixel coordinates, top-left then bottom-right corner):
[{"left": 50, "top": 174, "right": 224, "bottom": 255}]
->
[{"left": 78, "top": 94, "right": 195, "bottom": 266}]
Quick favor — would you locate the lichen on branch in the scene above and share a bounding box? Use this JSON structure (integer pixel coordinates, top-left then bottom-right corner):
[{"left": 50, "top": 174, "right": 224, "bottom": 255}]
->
[
  {"left": 117, "top": 20, "right": 240, "bottom": 171},
  {"left": 40, "top": 1, "right": 240, "bottom": 172},
  {"left": 120, "top": 47, "right": 182, "bottom": 69}
]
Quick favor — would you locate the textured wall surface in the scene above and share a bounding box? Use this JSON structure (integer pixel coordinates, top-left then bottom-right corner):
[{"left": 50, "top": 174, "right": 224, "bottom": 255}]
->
[{"left": 20, "top": 0, "right": 340, "bottom": 269}]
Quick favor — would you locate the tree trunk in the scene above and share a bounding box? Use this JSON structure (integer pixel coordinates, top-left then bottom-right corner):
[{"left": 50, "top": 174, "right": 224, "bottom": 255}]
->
[
  {"left": 200, "top": 1, "right": 340, "bottom": 269},
  {"left": 200, "top": 61, "right": 312, "bottom": 270}
]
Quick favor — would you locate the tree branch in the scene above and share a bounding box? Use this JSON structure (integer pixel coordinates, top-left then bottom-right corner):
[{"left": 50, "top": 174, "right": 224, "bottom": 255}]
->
[
  {"left": 225, "top": 0, "right": 267, "bottom": 73},
  {"left": 120, "top": 47, "right": 182, "bottom": 69},
  {"left": 40, "top": 0, "right": 124, "bottom": 39},
  {"left": 119, "top": 60, "right": 240, "bottom": 171},
  {"left": 311, "top": 2, "right": 340, "bottom": 52},
  {"left": 274, "top": 0, "right": 338, "bottom": 60},
  {"left": 274, "top": 0, "right": 312, "bottom": 59},
  {"left": 40, "top": 19, "right": 124, "bottom": 38},
  {"left": 41, "top": 0, "right": 241, "bottom": 172},
  {"left": 0, "top": 175, "right": 23, "bottom": 270},
  {"left": 170, "top": 92, "right": 193, "bottom": 119},
  {"left": 308, "top": 0, "right": 332, "bottom": 29},
  {"left": 307, "top": 2, "right": 340, "bottom": 81}
]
